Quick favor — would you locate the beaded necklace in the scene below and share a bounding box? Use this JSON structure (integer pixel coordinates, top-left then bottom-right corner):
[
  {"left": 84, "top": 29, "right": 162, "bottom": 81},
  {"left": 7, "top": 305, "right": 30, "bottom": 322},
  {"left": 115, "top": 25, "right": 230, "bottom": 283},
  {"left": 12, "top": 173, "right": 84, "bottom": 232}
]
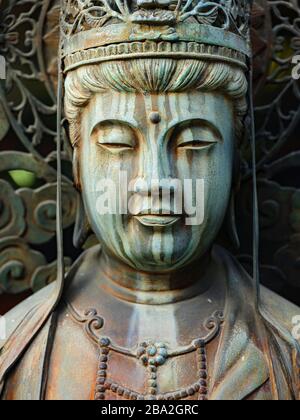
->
[{"left": 66, "top": 302, "right": 224, "bottom": 401}]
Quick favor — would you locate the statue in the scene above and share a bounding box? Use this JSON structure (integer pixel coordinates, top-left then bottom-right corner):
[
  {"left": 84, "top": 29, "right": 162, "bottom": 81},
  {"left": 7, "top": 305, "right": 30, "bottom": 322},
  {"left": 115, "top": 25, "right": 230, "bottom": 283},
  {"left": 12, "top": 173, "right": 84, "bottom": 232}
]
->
[{"left": 0, "top": 0, "right": 299, "bottom": 400}]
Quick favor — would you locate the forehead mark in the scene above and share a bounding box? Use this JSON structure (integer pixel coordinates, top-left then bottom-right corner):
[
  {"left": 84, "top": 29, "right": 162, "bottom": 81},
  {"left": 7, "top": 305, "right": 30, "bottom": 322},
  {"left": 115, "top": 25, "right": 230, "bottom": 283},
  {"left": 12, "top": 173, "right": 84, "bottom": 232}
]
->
[{"left": 149, "top": 111, "right": 161, "bottom": 124}]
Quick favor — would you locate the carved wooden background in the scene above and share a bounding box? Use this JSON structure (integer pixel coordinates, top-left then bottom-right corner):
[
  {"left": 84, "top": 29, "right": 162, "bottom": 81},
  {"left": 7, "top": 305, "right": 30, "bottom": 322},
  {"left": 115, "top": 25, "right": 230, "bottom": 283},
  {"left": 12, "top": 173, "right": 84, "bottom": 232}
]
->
[{"left": 0, "top": 0, "right": 299, "bottom": 313}]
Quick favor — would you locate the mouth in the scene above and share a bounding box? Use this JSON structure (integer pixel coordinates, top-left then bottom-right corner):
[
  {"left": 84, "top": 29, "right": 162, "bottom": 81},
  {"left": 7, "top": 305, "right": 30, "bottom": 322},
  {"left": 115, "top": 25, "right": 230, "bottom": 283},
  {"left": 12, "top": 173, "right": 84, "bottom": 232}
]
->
[{"left": 134, "top": 215, "right": 181, "bottom": 228}]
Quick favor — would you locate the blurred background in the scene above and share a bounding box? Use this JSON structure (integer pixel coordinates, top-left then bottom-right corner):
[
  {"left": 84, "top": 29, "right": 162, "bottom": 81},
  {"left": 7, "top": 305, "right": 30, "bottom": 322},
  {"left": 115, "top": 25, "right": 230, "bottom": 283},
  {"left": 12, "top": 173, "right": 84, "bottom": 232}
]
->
[{"left": 0, "top": 0, "right": 299, "bottom": 314}]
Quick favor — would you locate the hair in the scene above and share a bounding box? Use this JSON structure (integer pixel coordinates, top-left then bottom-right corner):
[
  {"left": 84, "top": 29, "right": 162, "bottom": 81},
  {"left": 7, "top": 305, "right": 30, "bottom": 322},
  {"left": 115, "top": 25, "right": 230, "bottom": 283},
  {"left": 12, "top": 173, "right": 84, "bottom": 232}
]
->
[{"left": 64, "top": 58, "right": 248, "bottom": 147}]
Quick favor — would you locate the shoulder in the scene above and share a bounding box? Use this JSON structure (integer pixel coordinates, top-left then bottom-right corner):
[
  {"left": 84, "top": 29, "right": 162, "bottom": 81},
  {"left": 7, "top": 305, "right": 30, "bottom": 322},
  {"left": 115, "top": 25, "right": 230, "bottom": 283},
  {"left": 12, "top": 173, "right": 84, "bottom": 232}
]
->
[
  {"left": 0, "top": 282, "right": 56, "bottom": 351},
  {"left": 0, "top": 246, "right": 101, "bottom": 352},
  {"left": 216, "top": 245, "right": 300, "bottom": 344},
  {"left": 260, "top": 287, "right": 300, "bottom": 399},
  {"left": 260, "top": 286, "right": 300, "bottom": 345}
]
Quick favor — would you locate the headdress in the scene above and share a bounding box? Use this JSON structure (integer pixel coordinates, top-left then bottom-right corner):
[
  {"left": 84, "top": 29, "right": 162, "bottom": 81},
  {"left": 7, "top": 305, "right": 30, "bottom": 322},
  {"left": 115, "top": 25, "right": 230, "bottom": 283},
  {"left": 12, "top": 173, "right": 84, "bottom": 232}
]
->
[{"left": 61, "top": 0, "right": 252, "bottom": 72}]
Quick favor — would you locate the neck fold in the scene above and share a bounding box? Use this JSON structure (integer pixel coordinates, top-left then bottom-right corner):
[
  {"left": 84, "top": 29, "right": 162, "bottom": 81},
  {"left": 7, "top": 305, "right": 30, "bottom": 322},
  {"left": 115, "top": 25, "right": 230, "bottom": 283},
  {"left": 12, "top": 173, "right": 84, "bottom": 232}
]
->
[{"left": 98, "top": 249, "right": 213, "bottom": 305}]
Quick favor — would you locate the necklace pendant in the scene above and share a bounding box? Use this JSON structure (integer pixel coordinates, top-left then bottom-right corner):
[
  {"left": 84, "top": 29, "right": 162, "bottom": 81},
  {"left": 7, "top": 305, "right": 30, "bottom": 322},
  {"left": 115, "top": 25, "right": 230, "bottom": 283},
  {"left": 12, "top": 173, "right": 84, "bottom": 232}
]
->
[{"left": 90, "top": 310, "right": 223, "bottom": 400}]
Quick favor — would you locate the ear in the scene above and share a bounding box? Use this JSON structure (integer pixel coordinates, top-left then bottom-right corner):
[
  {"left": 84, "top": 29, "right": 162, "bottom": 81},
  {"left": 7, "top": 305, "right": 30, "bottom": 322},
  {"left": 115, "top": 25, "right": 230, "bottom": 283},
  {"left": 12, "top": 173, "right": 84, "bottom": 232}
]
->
[
  {"left": 73, "top": 146, "right": 82, "bottom": 192},
  {"left": 225, "top": 191, "right": 240, "bottom": 250},
  {"left": 224, "top": 149, "right": 242, "bottom": 250},
  {"left": 73, "top": 193, "right": 92, "bottom": 249},
  {"left": 72, "top": 145, "right": 92, "bottom": 248}
]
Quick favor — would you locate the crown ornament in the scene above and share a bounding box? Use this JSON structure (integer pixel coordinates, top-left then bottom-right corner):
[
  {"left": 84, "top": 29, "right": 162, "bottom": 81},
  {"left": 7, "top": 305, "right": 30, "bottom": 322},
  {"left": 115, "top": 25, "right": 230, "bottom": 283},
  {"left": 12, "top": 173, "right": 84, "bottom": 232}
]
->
[{"left": 62, "top": 0, "right": 252, "bottom": 72}]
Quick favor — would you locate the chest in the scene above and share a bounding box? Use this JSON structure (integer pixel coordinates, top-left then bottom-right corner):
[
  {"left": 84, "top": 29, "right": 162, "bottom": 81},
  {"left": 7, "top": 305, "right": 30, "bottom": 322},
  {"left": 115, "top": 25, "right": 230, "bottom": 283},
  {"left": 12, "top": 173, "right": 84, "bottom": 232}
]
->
[
  {"left": 2, "top": 297, "right": 275, "bottom": 401},
  {"left": 2, "top": 312, "right": 273, "bottom": 401},
  {"left": 44, "top": 314, "right": 217, "bottom": 401}
]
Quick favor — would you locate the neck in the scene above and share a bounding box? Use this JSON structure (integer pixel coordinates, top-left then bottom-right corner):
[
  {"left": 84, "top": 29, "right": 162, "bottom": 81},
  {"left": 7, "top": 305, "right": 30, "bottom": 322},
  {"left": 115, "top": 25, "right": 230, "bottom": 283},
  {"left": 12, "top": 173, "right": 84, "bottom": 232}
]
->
[{"left": 98, "top": 249, "right": 214, "bottom": 305}]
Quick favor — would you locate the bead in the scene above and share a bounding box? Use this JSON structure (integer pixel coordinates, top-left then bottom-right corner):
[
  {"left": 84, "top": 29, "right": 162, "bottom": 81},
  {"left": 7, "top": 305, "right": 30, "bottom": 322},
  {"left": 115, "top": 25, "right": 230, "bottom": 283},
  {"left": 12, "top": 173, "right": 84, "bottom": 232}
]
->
[
  {"left": 199, "top": 387, "right": 208, "bottom": 395},
  {"left": 158, "top": 348, "right": 168, "bottom": 358},
  {"left": 188, "top": 387, "right": 195, "bottom": 396},
  {"left": 141, "top": 355, "right": 148, "bottom": 365},
  {"left": 98, "top": 370, "right": 107, "bottom": 377},
  {"left": 111, "top": 384, "right": 117, "bottom": 392},
  {"left": 124, "top": 390, "right": 131, "bottom": 399},
  {"left": 99, "top": 337, "right": 110, "bottom": 347},
  {"left": 99, "top": 362, "right": 107, "bottom": 370},
  {"left": 150, "top": 373, "right": 157, "bottom": 380},
  {"left": 130, "top": 393, "right": 138, "bottom": 400},
  {"left": 199, "top": 371, "right": 207, "bottom": 380},
  {"left": 101, "top": 348, "right": 109, "bottom": 355},
  {"left": 117, "top": 387, "right": 124, "bottom": 396},
  {"left": 180, "top": 390, "right": 188, "bottom": 398},
  {"left": 157, "top": 343, "right": 166, "bottom": 348},
  {"left": 149, "top": 387, "right": 157, "bottom": 395},
  {"left": 95, "top": 392, "right": 105, "bottom": 400},
  {"left": 96, "top": 386, "right": 106, "bottom": 393},
  {"left": 100, "top": 355, "right": 108, "bottom": 362},
  {"left": 199, "top": 362, "right": 206, "bottom": 370},
  {"left": 155, "top": 355, "right": 165, "bottom": 365},
  {"left": 148, "top": 380, "right": 157, "bottom": 388},
  {"left": 147, "top": 346, "right": 157, "bottom": 356},
  {"left": 150, "top": 365, "right": 157, "bottom": 372},
  {"left": 96, "top": 378, "right": 105, "bottom": 385}
]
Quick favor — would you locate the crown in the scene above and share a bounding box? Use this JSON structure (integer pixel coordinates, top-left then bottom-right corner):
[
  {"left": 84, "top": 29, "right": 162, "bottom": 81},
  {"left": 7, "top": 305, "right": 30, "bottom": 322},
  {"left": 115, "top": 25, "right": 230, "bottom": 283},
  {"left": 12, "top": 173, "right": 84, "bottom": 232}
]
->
[{"left": 62, "top": 0, "right": 252, "bottom": 73}]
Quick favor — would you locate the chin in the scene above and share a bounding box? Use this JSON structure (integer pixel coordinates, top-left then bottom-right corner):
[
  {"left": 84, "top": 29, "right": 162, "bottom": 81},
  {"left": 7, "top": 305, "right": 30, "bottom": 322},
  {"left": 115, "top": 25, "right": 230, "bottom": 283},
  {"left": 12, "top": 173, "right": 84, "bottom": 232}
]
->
[{"left": 121, "top": 244, "right": 198, "bottom": 273}]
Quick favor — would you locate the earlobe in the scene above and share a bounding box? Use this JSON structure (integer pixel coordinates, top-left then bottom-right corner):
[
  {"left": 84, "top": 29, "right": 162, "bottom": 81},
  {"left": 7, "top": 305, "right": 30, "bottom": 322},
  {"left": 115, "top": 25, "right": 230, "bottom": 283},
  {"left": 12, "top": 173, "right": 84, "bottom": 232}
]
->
[
  {"left": 225, "top": 150, "right": 242, "bottom": 250},
  {"left": 225, "top": 191, "right": 240, "bottom": 250},
  {"left": 73, "top": 146, "right": 82, "bottom": 192},
  {"left": 72, "top": 146, "right": 92, "bottom": 248},
  {"left": 73, "top": 193, "right": 92, "bottom": 249}
]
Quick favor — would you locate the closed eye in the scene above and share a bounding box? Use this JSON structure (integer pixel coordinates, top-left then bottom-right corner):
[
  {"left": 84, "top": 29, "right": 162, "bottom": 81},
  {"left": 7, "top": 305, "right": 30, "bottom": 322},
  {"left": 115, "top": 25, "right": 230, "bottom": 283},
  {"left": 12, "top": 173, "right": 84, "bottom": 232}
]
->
[
  {"left": 98, "top": 143, "right": 134, "bottom": 151},
  {"left": 92, "top": 121, "right": 138, "bottom": 152},
  {"left": 177, "top": 140, "right": 217, "bottom": 150}
]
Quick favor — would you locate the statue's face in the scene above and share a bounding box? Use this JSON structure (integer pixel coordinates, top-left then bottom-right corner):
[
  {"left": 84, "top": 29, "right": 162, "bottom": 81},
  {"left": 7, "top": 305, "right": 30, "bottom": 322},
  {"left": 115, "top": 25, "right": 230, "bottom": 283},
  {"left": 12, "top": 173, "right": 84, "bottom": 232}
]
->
[{"left": 79, "top": 90, "right": 235, "bottom": 272}]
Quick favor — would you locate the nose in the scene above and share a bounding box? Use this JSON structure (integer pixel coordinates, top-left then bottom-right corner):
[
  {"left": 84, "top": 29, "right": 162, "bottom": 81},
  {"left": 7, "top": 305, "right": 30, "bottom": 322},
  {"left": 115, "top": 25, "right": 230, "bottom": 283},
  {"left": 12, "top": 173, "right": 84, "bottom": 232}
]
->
[
  {"left": 129, "top": 134, "right": 182, "bottom": 215},
  {"left": 140, "top": 141, "right": 171, "bottom": 191},
  {"left": 132, "top": 140, "right": 181, "bottom": 214}
]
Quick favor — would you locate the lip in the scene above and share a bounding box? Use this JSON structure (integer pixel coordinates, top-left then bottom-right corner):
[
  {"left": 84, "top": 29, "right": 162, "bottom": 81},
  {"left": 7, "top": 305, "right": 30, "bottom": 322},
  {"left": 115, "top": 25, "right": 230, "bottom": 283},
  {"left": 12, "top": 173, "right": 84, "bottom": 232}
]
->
[{"left": 134, "top": 215, "right": 181, "bottom": 227}]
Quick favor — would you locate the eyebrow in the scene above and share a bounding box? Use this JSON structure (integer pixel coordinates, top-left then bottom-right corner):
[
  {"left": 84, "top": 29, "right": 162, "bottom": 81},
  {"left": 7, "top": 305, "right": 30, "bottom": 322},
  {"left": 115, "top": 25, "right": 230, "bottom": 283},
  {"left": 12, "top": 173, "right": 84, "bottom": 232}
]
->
[
  {"left": 90, "top": 119, "right": 140, "bottom": 137},
  {"left": 91, "top": 118, "right": 223, "bottom": 142},
  {"left": 169, "top": 119, "right": 223, "bottom": 142}
]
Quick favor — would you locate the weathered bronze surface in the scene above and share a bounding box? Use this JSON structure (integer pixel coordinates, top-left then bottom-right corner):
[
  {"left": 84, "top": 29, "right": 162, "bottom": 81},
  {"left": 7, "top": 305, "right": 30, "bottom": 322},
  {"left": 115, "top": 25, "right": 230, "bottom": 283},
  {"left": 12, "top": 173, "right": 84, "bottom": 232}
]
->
[
  {"left": 0, "top": 0, "right": 300, "bottom": 400},
  {"left": 0, "top": 1, "right": 299, "bottom": 303}
]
